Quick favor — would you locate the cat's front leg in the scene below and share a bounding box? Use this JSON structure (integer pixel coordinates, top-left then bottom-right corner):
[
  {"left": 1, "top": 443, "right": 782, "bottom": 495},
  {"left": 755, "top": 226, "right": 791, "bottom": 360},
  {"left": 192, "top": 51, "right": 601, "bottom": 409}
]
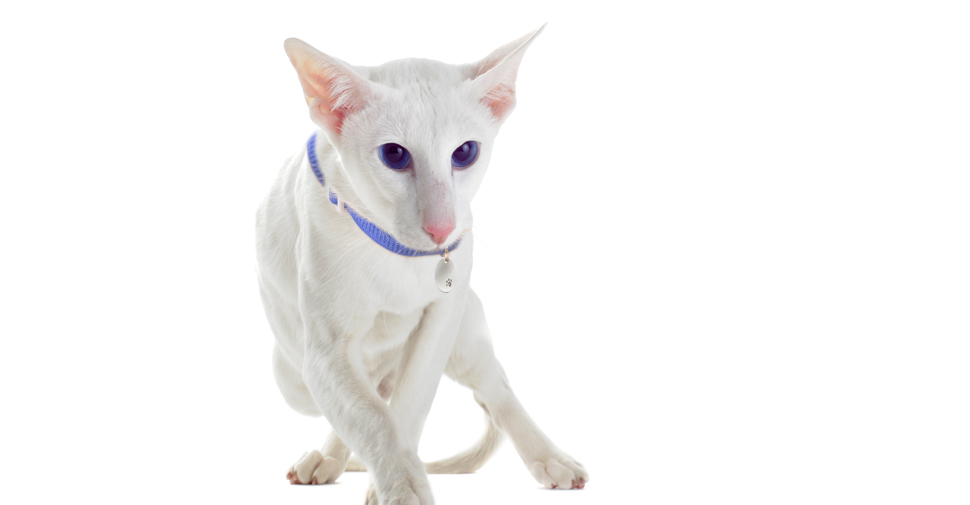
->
[
  {"left": 390, "top": 286, "right": 469, "bottom": 448},
  {"left": 299, "top": 300, "right": 433, "bottom": 504},
  {"left": 362, "top": 286, "right": 470, "bottom": 505},
  {"left": 446, "top": 290, "right": 589, "bottom": 490}
]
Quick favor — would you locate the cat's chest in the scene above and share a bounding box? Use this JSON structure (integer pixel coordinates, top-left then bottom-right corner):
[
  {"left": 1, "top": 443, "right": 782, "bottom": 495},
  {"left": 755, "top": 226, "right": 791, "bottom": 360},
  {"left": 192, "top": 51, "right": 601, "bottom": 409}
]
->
[
  {"left": 344, "top": 250, "right": 444, "bottom": 313},
  {"left": 300, "top": 226, "right": 470, "bottom": 316}
]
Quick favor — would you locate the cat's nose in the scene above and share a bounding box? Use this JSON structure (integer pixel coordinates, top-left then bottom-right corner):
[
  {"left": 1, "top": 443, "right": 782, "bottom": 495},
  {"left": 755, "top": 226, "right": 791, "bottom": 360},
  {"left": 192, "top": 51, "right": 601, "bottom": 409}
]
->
[{"left": 423, "top": 222, "right": 455, "bottom": 245}]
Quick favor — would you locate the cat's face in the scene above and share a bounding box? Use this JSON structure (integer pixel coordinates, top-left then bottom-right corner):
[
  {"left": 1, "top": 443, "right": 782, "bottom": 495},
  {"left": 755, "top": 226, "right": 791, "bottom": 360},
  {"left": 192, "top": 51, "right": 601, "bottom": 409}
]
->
[{"left": 285, "top": 27, "right": 543, "bottom": 251}]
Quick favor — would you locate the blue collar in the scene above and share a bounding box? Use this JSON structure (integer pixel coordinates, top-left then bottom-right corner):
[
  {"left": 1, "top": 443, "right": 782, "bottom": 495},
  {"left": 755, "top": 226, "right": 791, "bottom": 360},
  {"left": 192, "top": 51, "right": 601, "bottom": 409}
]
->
[{"left": 307, "top": 133, "right": 462, "bottom": 257}]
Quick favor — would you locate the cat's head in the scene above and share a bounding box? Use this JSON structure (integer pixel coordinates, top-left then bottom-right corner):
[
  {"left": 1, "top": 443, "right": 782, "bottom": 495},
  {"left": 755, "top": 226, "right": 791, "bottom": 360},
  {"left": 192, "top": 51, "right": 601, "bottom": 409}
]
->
[{"left": 284, "top": 26, "right": 543, "bottom": 250}]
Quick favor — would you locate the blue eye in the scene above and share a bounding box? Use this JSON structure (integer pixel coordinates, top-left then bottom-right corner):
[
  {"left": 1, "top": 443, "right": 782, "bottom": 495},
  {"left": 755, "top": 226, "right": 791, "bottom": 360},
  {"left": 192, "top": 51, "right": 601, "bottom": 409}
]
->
[
  {"left": 451, "top": 141, "right": 479, "bottom": 168},
  {"left": 379, "top": 143, "right": 411, "bottom": 170}
]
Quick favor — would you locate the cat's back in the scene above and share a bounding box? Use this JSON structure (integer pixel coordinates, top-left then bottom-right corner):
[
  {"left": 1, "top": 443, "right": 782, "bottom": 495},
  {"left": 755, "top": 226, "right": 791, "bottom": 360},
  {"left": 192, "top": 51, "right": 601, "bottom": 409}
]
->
[{"left": 256, "top": 141, "right": 309, "bottom": 301}]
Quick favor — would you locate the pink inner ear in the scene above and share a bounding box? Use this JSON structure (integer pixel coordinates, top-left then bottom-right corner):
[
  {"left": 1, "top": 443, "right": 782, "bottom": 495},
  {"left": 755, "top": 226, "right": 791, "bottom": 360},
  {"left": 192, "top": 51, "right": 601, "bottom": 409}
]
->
[
  {"left": 302, "top": 65, "right": 361, "bottom": 134},
  {"left": 482, "top": 84, "right": 515, "bottom": 119},
  {"left": 310, "top": 98, "right": 347, "bottom": 133}
]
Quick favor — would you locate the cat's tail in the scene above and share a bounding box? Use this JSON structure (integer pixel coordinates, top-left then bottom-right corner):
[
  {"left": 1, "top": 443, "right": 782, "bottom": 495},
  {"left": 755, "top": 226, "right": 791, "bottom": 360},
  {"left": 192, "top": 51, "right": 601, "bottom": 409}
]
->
[
  {"left": 344, "top": 418, "right": 504, "bottom": 474},
  {"left": 425, "top": 418, "right": 504, "bottom": 474}
]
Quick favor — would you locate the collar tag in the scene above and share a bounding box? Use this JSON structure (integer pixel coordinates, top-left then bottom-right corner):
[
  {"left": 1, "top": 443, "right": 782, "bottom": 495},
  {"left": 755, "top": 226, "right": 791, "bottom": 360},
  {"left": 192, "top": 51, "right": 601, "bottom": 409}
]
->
[{"left": 435, "top": 253, "right": 457, "bottom": 293}]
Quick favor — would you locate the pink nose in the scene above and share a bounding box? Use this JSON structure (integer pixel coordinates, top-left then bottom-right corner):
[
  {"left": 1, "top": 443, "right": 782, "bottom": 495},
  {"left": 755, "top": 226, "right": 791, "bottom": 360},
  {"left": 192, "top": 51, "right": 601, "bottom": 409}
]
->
[{"left": 423, "top": 222, "right": 455, "bottom": 245}]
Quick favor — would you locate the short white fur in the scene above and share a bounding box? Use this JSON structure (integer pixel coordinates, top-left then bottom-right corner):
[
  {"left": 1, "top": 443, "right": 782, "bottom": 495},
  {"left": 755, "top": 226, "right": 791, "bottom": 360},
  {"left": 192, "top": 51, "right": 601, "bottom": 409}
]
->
[{"left": 256, "top": 25, "right": 588, "bottom": 505}]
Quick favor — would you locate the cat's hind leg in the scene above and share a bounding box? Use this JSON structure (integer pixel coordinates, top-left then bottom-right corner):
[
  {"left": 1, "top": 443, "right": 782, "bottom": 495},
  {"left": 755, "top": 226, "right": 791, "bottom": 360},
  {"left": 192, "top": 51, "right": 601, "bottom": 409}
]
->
[
  {"left": 273, "top": 346, "right": 351, "bottom": 485},
  {"left": 286, "top": 430, "right": 351, "bottom": 485},
  {"left": 445, "top": 290, "right": 589, "bottom": 489}
]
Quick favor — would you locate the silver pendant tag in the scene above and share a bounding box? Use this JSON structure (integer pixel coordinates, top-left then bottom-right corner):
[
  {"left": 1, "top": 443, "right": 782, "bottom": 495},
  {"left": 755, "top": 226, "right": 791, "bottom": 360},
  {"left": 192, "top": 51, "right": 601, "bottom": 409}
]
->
[{"left": 435, "top": 253, "right": 456, "bottom": 293}]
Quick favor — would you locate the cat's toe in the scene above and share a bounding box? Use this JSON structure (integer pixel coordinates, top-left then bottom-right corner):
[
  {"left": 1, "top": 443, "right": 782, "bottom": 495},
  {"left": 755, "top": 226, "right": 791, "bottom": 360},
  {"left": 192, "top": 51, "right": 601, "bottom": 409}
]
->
[
  {"left": 363, "top": 484, "right": 378, "bottom": 505},
  {"left": 529, "top": 454, "right": 589, "bottom": 490},
  {"left": 286, "top": 449, "right": 345, "bottom": 485}
]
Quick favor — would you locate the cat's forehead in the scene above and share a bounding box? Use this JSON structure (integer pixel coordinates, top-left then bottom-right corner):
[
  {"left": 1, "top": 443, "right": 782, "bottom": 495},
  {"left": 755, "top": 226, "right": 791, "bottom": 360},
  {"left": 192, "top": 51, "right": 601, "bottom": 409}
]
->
[
  {"left": 350, "top": 58, "right": 490, "bottom": 147},
  {"left": 364, "top": 58, "right": 470, "bottom": 90}
]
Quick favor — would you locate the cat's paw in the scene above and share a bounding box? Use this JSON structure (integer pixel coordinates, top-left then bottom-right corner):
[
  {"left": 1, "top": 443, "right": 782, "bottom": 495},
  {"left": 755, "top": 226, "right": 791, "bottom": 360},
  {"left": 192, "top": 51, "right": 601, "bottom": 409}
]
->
[
  {"left": 364, "top": 484, "right": 379, "bottom": 505},
  {"left": 528, "top": 454, "right": 589, "bottom": 490},
  {"left": 285, "top": 449, "right": 345, "bottom": 485},
  {"left": 365, "top": 451, "right": 433, "bottom": 505},
  {"left": 364, "top": 479, "right": 429, "bottom": 505}
]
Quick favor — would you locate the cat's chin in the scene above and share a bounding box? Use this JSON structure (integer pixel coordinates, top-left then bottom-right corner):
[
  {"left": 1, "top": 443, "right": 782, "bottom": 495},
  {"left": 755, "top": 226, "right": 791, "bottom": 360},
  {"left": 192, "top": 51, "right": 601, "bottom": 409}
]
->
[
  {"left": 404, "top": 236, "right": 452, "bottom": 252},
  {"left": 393, "top": 226, "right": 463, "bottom": 253},
  {"left": 401, "top": 233, "right": 460, "bottom": 253}
]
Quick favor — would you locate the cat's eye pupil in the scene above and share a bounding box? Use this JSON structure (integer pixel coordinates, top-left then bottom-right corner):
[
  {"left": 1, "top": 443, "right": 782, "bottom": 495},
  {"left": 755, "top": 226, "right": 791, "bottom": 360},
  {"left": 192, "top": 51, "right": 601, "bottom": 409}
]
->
[
  {"left": 451, "top": 141, "right": 478, "bottom": 168},
  {"left": 384, "top": 145, "right": 403, "bottom": 163},
  {"left": 379, "top": 143, "right": 410, "bottom": 170}
]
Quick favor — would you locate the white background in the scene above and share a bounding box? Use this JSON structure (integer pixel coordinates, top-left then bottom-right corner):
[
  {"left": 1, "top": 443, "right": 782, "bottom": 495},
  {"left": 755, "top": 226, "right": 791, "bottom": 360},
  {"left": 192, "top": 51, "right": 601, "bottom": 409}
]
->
[{"left": 1, "top": 1, "right": 968, "bottom": 504}]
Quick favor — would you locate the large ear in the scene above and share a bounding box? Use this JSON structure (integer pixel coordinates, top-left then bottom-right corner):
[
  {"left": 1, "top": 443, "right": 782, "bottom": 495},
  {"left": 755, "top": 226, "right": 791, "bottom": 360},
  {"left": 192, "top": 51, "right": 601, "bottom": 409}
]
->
[
  {"left": 467, "top": 24, "right": 546, "bottom": 121},
  {"left": 284, "top": 38, "right": 373, "bottom": 137}
]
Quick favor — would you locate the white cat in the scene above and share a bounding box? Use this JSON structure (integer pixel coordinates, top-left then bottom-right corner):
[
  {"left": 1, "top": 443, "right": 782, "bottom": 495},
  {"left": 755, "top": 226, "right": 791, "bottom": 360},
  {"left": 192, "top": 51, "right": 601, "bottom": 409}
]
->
[{"left": 256, "top": 25, "right": 588, "bottom": 505}]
